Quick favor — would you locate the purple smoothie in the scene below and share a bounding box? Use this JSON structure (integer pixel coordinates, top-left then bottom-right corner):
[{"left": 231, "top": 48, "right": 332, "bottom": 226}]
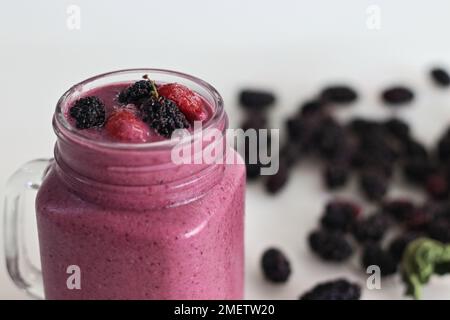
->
[{"left": 35, "top": 70, "right": 245, "bottom": 299}]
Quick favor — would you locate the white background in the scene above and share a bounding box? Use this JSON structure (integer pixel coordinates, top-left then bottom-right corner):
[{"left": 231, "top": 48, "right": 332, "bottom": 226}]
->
[{"left": 2, "top": 0, "right": 450, "bottom": 299}]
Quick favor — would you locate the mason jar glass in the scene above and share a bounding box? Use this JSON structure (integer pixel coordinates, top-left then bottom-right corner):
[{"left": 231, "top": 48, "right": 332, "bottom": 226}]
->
[{"left": 4, "top": 69, "right": 246, "bottom": 299}]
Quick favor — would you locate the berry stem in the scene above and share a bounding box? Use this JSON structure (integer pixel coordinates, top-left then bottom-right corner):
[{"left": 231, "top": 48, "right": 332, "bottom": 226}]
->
[
  {"left": 402, "top": 238, "right": 450, "bottom": 299},
  {"left": 150, "top": 80, "right": 159, "bottom": 99},
  {"left": 143, "top": 74, "right": 159, "bottom": 98}
]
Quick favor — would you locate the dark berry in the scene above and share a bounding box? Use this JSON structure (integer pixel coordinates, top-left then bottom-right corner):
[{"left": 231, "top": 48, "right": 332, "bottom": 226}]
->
[
  {"left": 426, "top": 174, "right": 449, "bottom": 200},
  {"left": 403, "top": 158, "right": 437, "bottom": 185},
  {"left": 240, "top": 113, "right": 267, "bottom": 131},
  {"left": 437, "top": 128, "right": 450, "bottom": 163},
  {"left": 427, "top": 218, "right": 450, "bottom": 243},
  {"left": 320, "top": 200, "right": 361, "bottom": 232},
  {"left": 348, "top": 118, "right": 381, "bottom": 135},
  {"left": 308, "top": 230, "right": 353, "bottom": 262},
  {"left": 323, "top": 162, "right": 350, "bottom": 190},
  {"left": 300, "top": 99, "right": 325, "bottom": 116},
  {"left": 383, "top": 118, "right": 410, "bottom": 140},
  {"left": 382, "top": 199, "right": 416, "bottom": 223},
  {"left": 352, "top": 126, "right": 399, "bottom": 174},
  {"left": 239, "top": 89, "right": 276, "bottom": 110},
  {"left": 241, "top": 128, "right": 271, "bottom": 181},
  {"left": 360, "top": 126, "right": 400, "bottom": 158},
  {"left": 118, "top": 80, "right": 154, "bottom": 104},
  {"left": 140, "top": 96, "right": 189, "bottom": 137},
  {"left": 402, "top": 138, "right": 428, "bottom": 160},
  {"left": 435, "top": 262, "right": 450, "bottom": 275},
  {"left": 286, "top": 116, "right": 304, "bottom": 140},
  {"left": 246, "top": 163, "right": 262, "bottom": 180},
  {"left": 359, "top": 170, "right": 389, "bottom": 202},
  {"left": 361, "top": 243, "right": 397, "bottom": 276},
  {"left": 352, "top": 150, "right": 394, "bottom": 178},
  {"left": 388, "top": 233, "right": 419, "bottom": 263},
  {"left": 261, "top": 248, "right": 291, "bottom": 283},
  {"left": 265, "top": 160, "right": 289, "bottom": 194},
  {"left": 403, "top": 201, "right": 439, "bottom": 233},
  {"left": 382, "top": 86, "right": 414, "bottom": 105},
  {"left": 285, "top": 115, "right": 322, "bottom": 151},
  {"left": 280, "top": 143, "right": 300, "bottom": 168},
  {"left": 431, "top": 67, "right": 450, "bottom": 87},
  {"left": 352, "top": 213, "right": 390, "bottom": 243},
  {"left": 404, "top": 207, "right": 434, "bottom": 231},
  {"left": 300, "top": 279, "right": 361, "bottom": 300},
  {"left": 431, "top": 202, "right": 450, "bottom": 220},
  {"left": 320, "top": 85, "right": 358, "bottom": 104},
  {"left": 315, "top": 118, "right": 349, "bottom": 159},
  {"left": 69, "top": 96, "right": 106, "bottom": 129}
]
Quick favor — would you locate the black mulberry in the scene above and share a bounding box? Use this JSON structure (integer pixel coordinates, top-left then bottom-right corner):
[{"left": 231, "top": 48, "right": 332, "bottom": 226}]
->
[
  {"left": 352, "top": 213, "right": 390, "bottom": 243},
  {"left": 320, "top": 200, "right": 360, "bottom": 232},
  {"left": 300, "top": 279, "right": 361, "bottom": 300},
  {"left": 382, "top": 199, "right": 416, "bottom": 223},
  {"left": 437, "top": 128, "right": 450, "bottom": 163},
  {"left": 141, "top": 96, "right": 190, "bottom": 137},
  {"left": 308, "top": 230, "right": 353, "bottom": 262},
  {"left": 388, "top": 233, "right": 419, "bottom": 263},
  {"left": 359, "top": 170, "right": 389, "bottom": 202},
  {"left": 383, "top": 118, "right": 410, "bottom": 140},
  {"left": 320, "top": 85, "right": 358, "bottom": 104},
  {"left": 382, "top": 86, "right": 414, "bottom": 105},
  {"left": 265, "top": 160, "right": 290, "bottom": 194},
  {"left": 118, "top": 80, "right": 155, "bottom": 104},
  {"left": 323, "top": 162, "right": 350, "bottom": 190},
  {"left": 427, "top": 218, "right": 450, "bottom": 243},
  {"left": 261, "top": 248, "right": 291, "bottom": 283},
  {"left": 431, "top": 68, "right": 450, "bottom": 87},
  {"left": 300, "top": 99, "right": 326, "bottom": 116},
  {"left": 69, "top": 96, "right": 106, "bottom": 129},
  {"left": 361, "top": 243, "right": 397, "bottom": 276},
  {"left": 239, "top": 89, "right": 276, "bottom": 110},
  {"left": 403, "top": 158, "right": 437, "bottom": 185}
]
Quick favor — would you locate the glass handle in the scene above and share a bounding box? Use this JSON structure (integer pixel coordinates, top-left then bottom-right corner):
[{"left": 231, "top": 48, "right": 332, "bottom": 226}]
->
[{"left": 3, "top": 158, "right": 53, "bottom": 299}]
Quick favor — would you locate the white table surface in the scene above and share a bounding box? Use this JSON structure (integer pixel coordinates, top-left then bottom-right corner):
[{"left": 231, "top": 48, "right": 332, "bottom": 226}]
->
[{"left": 2, "top": 0, "right": 450, "bottom": 300}]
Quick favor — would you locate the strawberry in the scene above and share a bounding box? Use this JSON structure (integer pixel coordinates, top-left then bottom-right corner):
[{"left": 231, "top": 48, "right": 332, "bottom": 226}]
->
[
  {"left": 105, "top": 109, "right": 149, "bottom": 143},
  {"left": 158, "top": 83, "right": 206, "bottom": 121}
]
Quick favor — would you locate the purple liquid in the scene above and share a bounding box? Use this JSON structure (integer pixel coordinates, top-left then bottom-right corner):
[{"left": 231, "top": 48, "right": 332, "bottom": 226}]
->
[{"left": 35, "top": 81, "right": 245, "bottom": 299}]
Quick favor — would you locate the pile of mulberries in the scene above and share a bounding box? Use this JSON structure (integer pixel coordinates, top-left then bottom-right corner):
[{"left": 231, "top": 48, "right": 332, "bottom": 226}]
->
[
  {"left": 307, "top": 198, "right": 450, "bottom": 278},
  {"left": 253, "top": 66, "right": 450, "bottom": 299},
  {"left": 244, "top": 67, "right": 450, "bottom": 202}
]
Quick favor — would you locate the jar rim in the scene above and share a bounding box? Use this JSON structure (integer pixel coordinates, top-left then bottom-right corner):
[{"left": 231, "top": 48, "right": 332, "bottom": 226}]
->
[{"left": 53, "top": 68, "right": 225, "bottom": 150}]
